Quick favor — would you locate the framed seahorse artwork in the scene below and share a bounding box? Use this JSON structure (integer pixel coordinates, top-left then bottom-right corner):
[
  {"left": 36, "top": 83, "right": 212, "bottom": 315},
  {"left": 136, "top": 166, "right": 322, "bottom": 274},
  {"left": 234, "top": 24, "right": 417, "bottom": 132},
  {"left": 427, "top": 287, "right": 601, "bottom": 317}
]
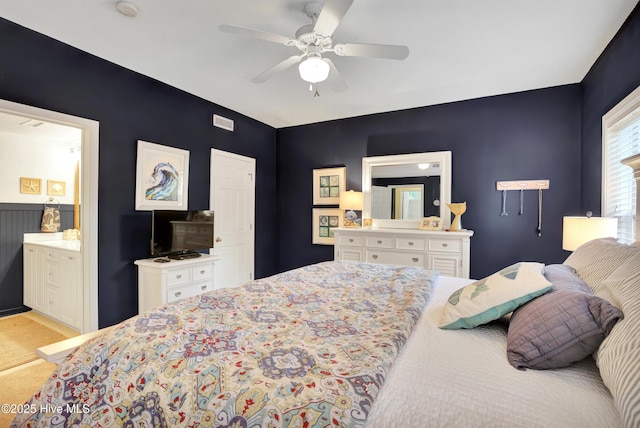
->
[{"left": 135, "top": 140, "right": 190, "bottom": 211}]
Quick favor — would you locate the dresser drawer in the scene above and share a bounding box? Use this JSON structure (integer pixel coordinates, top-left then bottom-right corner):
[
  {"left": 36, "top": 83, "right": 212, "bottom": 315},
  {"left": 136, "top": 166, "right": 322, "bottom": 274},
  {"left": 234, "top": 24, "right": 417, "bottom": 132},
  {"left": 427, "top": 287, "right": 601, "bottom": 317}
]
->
[
  {"left": 192, "top": 264, "right": 213, "bottom": 281},
  {"left": 366, "top": 236, "right": 394, "bottom": 248},
  {"left": 396, "top": 237, "right": 426, "bottom": 250},
  {"left": 167, "top": 268, "right": 192, "bottom": 286},
  {"left": 366, "top": 250, "right": 426, "bottom": 267},
  {"left": 167, "top": 281, "right": 212, "bottom": 303},
  {"left": 429, "top": 239, "right": 462, "bottom": 253},
  {"left": 338, "top": 234, "right": 364, "bottom": 246}
]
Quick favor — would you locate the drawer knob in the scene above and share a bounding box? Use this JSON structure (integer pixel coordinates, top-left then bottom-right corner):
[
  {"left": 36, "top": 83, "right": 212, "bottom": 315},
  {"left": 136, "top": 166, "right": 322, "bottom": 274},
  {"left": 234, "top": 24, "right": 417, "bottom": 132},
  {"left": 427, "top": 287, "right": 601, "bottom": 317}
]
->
[
  {"left": 200, "top": 270, "right": 205, "bottom": 274},
  {"left": 349, "top": 238, "right": 354, "bottom": 242},
  {"left": 175, "top": 291, "right": 182, "bottom": 297},
  {"left": 408, "top": 241, "right": 414, "bottom": 246},
  {"left": 442, "top": 243, "right": 448, "bottom": 247},
  {"left": 215, "top": 237, "right": 222, "bottom": 243},
  {"left": 372, "top": 255, "right": 378, "bottom": 259},
  {"left": 201, "top": 285, "right": 207, "bottom": 290},
  {"left": 412, "top": 258, "right": 419, "bottom": 263},
  {"left": 377, "top": 240, "right": 382, "bottom": 244},
  {"left": 176, "top": 274, "right": 182, "bottom": 279}
]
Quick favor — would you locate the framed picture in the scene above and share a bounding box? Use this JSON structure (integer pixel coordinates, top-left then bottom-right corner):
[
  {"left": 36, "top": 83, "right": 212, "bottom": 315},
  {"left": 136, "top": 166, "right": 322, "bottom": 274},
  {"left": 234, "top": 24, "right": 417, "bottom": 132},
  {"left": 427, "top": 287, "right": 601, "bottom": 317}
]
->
[
  {"left": 20, "top": 177, "right": 42, "bottom": 195},
  {"left": 312, "top": 208, "right": 343, "bottom": 245},
  {"left": 135, "top": 140, "right": 190, "bottom": 211},
  {"left": 313, "top": 167, "right": 346, "bottom": 205},
  {"left": 419, "top": 216, "right": 442, "bottom": 231},
  {"left": 47, "top": 180, "right": 66, "bottom": 196}
]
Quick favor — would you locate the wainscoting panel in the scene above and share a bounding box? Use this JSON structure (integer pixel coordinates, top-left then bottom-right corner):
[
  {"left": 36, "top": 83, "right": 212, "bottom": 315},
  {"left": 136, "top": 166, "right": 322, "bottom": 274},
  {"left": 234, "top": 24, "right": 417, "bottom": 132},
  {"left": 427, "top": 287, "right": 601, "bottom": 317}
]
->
[{"left": 0, "top": 203, "right": 74, "bottom": 317}]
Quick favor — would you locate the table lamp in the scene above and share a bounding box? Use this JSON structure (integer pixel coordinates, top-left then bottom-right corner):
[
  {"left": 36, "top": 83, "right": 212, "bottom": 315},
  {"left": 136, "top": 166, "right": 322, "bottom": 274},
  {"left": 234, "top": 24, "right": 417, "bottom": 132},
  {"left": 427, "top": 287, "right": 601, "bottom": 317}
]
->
[
  {"left": 340, "top": 190, "right": 363, "bottom": 228},
  {"left": 562, "top": 213, "right": 618, "bottom": 251}
]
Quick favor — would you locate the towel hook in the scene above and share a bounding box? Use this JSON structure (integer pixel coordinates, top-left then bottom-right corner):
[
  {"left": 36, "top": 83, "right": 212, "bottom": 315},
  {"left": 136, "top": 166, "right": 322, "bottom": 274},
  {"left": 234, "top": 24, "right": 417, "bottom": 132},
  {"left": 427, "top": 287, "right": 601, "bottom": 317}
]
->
[{"left": 45, "top": 197, "right": 60, "bottom": 209}]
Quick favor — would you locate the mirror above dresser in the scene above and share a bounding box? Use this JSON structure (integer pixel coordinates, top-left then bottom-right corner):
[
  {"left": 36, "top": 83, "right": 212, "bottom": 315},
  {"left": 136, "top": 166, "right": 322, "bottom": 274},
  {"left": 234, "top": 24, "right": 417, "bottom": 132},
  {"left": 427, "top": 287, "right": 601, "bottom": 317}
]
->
[
  {"left": 337, "top": 151, "right": 472, "bottom": 278},
  {"left": 362, "top": 151, "right": 452, "bottom": 229}
]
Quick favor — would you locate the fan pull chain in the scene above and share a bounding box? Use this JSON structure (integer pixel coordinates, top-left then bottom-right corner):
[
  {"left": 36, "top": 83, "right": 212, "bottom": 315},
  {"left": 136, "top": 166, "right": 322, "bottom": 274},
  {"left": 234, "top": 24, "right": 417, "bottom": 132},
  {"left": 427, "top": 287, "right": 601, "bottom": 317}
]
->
[{"left": 308, "top": 83, "right": 320, "bottom": 97}]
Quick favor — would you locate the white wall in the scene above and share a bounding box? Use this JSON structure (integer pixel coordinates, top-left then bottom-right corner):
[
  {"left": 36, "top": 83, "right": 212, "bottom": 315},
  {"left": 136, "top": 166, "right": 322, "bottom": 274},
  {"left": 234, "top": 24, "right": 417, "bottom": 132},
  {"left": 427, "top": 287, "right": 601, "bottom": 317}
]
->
[{"left": 0, "top": 129, "right": 81, "bottom": 205}]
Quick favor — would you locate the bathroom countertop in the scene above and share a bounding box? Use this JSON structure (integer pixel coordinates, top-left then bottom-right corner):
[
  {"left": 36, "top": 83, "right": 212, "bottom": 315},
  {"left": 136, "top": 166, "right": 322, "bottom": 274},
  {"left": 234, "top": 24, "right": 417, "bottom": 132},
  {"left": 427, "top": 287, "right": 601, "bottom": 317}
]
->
[{"left": 24, "top": 233, "right": 81, "bottom": 252}]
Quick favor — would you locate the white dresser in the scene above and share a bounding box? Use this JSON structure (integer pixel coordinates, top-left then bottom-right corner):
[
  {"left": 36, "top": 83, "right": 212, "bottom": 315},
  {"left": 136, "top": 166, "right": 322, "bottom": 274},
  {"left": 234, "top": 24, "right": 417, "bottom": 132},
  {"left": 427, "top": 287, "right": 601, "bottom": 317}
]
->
[
  {"left": 135, "top": 254, "right": 221, "bottom": 313},
  {"left": 333, "top": 228, "right": 473, "bottom": 278}
]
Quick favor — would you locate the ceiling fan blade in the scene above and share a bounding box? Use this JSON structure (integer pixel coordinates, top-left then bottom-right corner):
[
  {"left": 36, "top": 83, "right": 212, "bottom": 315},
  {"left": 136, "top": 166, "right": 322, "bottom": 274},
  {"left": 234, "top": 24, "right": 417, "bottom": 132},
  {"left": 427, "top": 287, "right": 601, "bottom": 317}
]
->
[
  {"left": 324, "top": 58, "right": 348, "bottom": 92},
  {"left": 313, "top": 0, "right": 354, "bottom": 36},
  {"left": 334, "top": 43, "right": 409, "bottom": 60},
  {"left": 251, "top": 55, "right": 304, "bottom": 83},
  {"left": 219, "top": 24, "right": 293, "bottom": 45}
]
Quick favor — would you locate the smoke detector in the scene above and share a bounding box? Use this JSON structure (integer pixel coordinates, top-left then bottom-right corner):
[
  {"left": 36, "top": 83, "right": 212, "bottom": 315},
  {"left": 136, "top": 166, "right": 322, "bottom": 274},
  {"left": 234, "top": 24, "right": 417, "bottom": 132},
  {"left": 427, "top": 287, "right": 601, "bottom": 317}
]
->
[{"left": 116, "top": 1, "right": 138, "bottom": 17}]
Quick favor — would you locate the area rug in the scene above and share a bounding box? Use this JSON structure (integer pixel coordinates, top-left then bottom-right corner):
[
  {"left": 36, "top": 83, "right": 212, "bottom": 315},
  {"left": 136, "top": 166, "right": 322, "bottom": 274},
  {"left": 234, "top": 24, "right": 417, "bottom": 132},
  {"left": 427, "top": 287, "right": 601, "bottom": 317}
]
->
[{"left": 0, "top": 315, "right": 67, "bottom": 371}]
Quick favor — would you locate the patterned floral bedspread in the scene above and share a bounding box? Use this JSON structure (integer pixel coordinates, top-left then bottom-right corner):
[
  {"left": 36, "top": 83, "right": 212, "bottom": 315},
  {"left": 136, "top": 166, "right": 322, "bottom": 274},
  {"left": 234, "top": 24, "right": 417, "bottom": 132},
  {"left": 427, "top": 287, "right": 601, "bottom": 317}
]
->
[{"left": 12, "top": 261, "right": 436, "bottom": 428}]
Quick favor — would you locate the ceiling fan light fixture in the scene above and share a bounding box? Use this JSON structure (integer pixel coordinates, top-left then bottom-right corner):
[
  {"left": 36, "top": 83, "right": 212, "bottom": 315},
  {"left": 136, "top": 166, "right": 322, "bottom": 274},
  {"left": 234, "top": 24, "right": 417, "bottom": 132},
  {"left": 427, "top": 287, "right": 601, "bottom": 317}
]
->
[{"left": 298, "top": 56, "right": 330, "bottom": 83}]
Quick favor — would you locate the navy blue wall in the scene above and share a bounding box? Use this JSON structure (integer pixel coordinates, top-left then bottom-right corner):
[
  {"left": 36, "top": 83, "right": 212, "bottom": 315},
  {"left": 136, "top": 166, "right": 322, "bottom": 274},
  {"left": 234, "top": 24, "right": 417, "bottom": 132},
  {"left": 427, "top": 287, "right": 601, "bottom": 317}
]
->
[
  {"left": 0, "top": 18, "right": 278, "bottom": 327},
  {"left": 0, "top": 204, "right": 74, "bottom": 316},
  {"left": 277, "top": 86, "right": 583, "bottom": 278},
  {"left": 276, "top": 4, "right": 640, "bottom": 279},
  {"left": 1, "top": 3, "right": 638, "bottom": 325},
  {"left": 581, "top": 4, "right": 640, "bottom": 213}
]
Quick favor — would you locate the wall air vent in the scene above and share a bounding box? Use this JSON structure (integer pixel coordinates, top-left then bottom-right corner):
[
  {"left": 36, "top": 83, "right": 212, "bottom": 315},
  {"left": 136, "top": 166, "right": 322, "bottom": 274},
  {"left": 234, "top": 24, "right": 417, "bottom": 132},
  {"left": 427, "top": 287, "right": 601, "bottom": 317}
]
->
[
  {"left": 213, "top": 114, "right": 234, "bottom": 132},
  {"left": 19, "top": 119, "right": 45, "bottom": 128}
]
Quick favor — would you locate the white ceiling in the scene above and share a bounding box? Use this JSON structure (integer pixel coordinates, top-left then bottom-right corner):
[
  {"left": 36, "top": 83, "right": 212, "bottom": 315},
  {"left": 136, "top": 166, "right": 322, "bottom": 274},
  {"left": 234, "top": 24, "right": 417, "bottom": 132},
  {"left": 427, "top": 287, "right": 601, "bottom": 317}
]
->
[
  {"left": 0, "top": 110, "right": 81, "bottom": 143},
  {"left": 1, "top": 0, "right": 638, "bottom": 129}
]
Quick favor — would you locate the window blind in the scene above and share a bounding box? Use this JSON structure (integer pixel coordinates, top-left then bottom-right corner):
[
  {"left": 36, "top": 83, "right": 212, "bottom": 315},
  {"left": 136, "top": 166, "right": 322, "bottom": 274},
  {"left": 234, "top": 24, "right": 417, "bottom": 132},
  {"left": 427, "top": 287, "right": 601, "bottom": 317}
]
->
[{"left": 604, "top": 107, "right": 639, "bottom": 244}]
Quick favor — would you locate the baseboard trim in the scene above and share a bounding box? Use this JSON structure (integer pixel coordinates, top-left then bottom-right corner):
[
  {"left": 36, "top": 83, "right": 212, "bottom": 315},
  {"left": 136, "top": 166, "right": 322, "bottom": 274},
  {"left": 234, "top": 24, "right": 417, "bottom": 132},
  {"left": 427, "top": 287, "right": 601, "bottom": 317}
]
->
[{"left": 0, "top": 306, "right": 30, "bottom": 318}]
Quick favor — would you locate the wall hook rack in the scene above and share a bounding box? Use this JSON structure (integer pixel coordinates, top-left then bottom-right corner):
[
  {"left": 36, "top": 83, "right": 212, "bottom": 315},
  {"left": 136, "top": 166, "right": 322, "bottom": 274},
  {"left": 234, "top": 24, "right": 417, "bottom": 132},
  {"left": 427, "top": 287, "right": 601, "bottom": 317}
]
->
[
  {"left": 496, "top": 180, "right": 550, "bottom": 237},
  {"left": 496, "top": 180, "right": 550, "bottom": 191}
]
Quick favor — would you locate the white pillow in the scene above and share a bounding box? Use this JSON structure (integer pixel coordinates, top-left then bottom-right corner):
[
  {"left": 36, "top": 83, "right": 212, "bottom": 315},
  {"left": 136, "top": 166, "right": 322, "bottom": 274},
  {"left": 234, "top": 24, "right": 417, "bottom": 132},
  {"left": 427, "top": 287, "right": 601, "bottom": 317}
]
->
[
  {"left": 593, "top": 252, "right": 640, "bottom": 428},
  {"left": 563, "top": 238, "right": 639, "bottom": 292},
  {"left": 439, "top": 262, "right": 552, "bottom": 329}
]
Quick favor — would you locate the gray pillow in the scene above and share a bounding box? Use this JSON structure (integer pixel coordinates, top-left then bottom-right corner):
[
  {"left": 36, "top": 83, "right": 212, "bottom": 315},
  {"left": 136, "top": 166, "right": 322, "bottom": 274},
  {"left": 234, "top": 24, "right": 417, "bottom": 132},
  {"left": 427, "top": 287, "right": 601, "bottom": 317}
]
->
[{"left": 506, "top": 264, "right": 624, "bottom": 370}]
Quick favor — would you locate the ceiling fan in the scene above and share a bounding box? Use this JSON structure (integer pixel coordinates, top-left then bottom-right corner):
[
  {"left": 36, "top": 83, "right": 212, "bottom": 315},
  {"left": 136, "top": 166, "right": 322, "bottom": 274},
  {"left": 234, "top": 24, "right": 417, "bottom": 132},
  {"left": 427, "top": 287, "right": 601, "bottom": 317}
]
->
[{"left": 219, "top": 0, "right": 409, "bottom": 93}]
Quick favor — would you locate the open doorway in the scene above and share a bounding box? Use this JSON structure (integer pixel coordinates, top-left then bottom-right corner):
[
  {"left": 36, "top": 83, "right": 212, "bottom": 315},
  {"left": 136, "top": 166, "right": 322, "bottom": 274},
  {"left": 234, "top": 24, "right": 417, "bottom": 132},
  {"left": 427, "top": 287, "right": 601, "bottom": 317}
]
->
[{"left": 0, "top": 99, "right": 99, "bottom": 333}]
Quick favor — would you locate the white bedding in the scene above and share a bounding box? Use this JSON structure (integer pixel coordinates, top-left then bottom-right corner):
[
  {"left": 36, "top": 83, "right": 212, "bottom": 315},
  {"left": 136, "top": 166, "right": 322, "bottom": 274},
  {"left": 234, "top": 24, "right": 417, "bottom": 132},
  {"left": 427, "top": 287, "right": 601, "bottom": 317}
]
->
[{"left": 367, "top": 276, "right": 621, "bottom": 428}]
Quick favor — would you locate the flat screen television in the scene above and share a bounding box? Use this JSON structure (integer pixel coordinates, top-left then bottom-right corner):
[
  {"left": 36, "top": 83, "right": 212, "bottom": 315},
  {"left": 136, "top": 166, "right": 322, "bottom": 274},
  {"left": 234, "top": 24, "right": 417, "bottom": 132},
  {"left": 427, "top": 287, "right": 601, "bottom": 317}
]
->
[{"left": 151, "top": 210, "right": 214, "bottom": 259}]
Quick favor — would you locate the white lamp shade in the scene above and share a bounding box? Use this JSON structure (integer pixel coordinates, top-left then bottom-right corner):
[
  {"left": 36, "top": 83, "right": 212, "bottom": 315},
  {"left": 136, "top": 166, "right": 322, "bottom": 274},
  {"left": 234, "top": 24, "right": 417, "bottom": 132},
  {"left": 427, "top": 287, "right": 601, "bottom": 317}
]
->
[
  {"left": 562, "top": 216, "right": 618, "bottom": 251},
  {"left": 298, "top": 56, "right": 330, "bottom": 83},
  {"left": 340, "top": 190, "right": 363, "bottom": 210}
]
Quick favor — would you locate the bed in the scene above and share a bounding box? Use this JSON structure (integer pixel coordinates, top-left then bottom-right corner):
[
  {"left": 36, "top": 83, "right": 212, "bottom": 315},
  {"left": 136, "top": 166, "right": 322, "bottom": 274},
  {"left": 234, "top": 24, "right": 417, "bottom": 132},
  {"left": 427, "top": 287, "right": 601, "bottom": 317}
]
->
[{"left": 10, "top": 241, "right": 640, "bottom": 427}]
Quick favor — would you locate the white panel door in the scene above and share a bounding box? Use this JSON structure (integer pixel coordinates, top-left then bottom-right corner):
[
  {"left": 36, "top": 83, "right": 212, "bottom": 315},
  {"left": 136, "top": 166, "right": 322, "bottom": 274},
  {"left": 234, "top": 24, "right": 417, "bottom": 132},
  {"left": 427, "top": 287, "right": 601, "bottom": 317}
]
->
[{"left": 210, "top": 149, "right": 256, "bottom": 289}]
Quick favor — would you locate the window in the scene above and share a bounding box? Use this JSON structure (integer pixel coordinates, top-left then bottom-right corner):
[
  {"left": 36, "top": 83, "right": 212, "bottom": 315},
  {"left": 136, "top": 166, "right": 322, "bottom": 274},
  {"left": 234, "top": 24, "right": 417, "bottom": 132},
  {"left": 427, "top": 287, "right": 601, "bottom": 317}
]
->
[{"left": 602, "top": 85, "right": 640, "bottom": 244}]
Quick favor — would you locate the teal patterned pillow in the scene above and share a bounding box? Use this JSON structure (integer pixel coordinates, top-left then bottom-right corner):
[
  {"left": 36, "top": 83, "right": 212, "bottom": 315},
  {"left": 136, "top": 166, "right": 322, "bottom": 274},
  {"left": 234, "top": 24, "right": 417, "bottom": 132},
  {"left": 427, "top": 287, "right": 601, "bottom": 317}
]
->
[{"left": 439, "top": 262, "right": 553, "bottom": 329}]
